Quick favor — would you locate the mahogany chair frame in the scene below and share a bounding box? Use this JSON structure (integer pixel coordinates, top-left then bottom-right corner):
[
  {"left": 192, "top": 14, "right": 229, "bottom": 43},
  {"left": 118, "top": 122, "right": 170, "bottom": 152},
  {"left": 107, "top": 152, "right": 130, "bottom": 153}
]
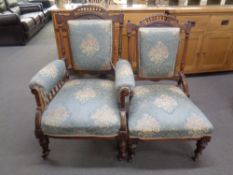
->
[
  {"left": 127, "top": 14, "right": 211, "bottom": 161},
  {"left": 30, "top": 5, "right": 129, "bottom": 160}
]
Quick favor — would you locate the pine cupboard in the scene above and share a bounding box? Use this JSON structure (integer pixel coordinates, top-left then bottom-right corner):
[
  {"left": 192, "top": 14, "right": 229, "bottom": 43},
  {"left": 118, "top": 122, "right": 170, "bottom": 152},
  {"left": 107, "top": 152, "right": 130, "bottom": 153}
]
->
[{"left": 175, "top": 12, "right": 233, "bottom": 73}]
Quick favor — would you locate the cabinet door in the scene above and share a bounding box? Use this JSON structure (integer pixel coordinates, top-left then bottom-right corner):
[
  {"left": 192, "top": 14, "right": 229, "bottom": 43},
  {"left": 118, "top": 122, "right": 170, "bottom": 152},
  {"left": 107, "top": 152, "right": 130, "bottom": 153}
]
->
[
  {"left": 198, "top": 32, "right": 233, "bottom": 72},
  {"left": 229, "top": 55, "right": 233, "bottom": 69},
  {"left": 227, "top": 44, "right": 233, "bottom": 69},
  {"left": 176, "top": 15, "right": 210, "bottom": 32},
  {"left": 176, "top": 32, "right": 202, "bottom": 73}
]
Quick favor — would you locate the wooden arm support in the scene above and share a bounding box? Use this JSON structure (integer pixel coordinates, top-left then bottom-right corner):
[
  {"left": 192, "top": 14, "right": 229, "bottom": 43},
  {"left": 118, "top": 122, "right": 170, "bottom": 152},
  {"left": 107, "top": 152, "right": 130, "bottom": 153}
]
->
[
  {"left": 117, "top": 87, "right": 131, "bottom": 160},
  {"left": 119, "top": 87, "right": 131, "bottom": 110},
  {"left": 119, "top": 110, "right": 127, "bottom": 132},
  {"left": 118, "top": 87, "right": 130, "bottom": 132},
  {"left": 178, "top": 72, "right": 190, "bottom": 97},
  {"left": 30, "top": 74, "right": 69, "bottom": 132}
]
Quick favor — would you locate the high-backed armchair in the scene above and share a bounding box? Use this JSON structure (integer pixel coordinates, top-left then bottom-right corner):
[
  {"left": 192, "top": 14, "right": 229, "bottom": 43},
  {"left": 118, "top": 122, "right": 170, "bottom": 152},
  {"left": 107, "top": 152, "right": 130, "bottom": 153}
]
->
[
  {"left": 127, "top": 14, "right": 214, "bottom": 161},
  {"left": 29, "top": 5, "right": 135, "bottom": 160}
]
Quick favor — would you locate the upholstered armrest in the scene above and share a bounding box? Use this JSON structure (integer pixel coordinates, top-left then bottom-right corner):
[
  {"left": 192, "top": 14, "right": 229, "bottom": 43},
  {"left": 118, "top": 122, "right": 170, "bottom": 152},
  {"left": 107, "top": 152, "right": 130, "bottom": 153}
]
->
[
  {"left": 29, "top": 60, "right": 67, "bottom": 94},
  {"left": 19, "top": 3, "right": 43, "bottom": 14},
  {"left": 0, "top": 14, "right": 20, "bottom": 26},
  {"left": 115, "top": 59, "right": 135, "bottom": 90},
  {"left": 115, "top": 59, "right": 135, "bottom": 110}
]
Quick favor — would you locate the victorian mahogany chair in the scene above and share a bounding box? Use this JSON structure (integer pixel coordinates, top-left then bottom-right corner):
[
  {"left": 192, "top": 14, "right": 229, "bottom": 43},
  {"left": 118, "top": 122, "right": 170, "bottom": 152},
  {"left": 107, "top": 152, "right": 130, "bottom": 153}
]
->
[
  {"left": 126, "top": 14, "right": 213, "bottom": 161},
  {"left": 29, "top": 5, "right": 134, "bottom": 160}
]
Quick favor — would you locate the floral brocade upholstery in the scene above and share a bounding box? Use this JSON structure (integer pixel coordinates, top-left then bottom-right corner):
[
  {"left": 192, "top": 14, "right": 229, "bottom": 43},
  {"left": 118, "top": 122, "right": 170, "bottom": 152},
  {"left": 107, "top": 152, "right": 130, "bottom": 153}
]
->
[
  {"left": 41, "top": 79, "right": 120, "bottom": 136},
  {"left": 138, "top": 27, "right": 180, "bottom": 78},
  {"left": 128, "top": 84, "right": 213, "bottom": 138},
  {"left": 68, "top": 20, "right": 113, "bottom": 71},
  {"left": 29, "top": 60, "right": 66, "bottom": 94},
  {"left": 115, "top": 59, "right": 135, "bottom": 90}
]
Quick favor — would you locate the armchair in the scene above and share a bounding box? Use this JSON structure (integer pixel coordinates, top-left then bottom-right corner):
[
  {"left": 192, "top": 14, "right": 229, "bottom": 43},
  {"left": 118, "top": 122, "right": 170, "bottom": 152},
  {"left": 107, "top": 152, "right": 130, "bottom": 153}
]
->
[
  {"left": 126, "top": 14, "right": 214, "bottom": 161},
  {"left": 29, "top": 5, "right": 134, "bottom": 160}
]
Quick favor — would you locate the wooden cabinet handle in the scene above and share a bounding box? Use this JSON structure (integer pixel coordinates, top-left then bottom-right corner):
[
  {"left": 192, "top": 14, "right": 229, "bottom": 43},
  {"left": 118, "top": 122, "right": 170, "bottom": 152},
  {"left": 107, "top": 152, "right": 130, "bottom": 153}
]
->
[
  {"left": 221, "top": 20, "right": 229, "bottom": 26},
  {"left": 190, "top": 20, "right": 196, "bottom": 27}
]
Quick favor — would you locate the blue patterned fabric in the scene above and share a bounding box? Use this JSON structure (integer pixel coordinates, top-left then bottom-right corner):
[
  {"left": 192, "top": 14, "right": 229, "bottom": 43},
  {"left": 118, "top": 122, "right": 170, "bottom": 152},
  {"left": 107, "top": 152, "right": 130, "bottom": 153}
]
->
[
  {"left": 41, "top": 79, "right": 121, "bottom": 136},
  {"left": 138, "top": 27, "right": 180, "bottom": 78},
  {"left": 115, "top": 59, "right": 135, "bottom": 90},
  {"left": 68, "top": 20, "right": 113, "bottom": 71},
  {"left": 29, "top": 60, "right": 66, "bottom": 94},
  {"left": 128, "top": 84, "right": 213, "bottom": 138}
]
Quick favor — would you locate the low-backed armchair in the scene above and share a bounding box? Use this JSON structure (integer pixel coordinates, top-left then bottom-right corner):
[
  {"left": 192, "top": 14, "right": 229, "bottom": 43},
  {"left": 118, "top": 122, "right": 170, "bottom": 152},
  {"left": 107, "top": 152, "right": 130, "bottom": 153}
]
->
[
  {"left": 126, "top": 14, "right": 214, "bottom": 161},
  {"left": 29, "top": 5, "right": 135, "bottom": 160}
]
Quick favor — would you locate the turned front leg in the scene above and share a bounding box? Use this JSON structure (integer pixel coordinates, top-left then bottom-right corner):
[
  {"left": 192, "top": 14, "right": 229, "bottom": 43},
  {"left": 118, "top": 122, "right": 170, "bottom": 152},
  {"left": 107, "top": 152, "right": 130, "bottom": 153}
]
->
[
  {"left": 127, "top": 139, "right": 138, "bottom": 162},
  {"left": 40, "top": 136, "right": 50, "bottom": 159},
  {"left": 117, "top": 131, "right": 127, "bottom": 161},
  {"left": 193, "top": 136, "right": 211, "bottom": 161},
  {"left": 35, "top": 129, "right": 50, "bottom": 159}
]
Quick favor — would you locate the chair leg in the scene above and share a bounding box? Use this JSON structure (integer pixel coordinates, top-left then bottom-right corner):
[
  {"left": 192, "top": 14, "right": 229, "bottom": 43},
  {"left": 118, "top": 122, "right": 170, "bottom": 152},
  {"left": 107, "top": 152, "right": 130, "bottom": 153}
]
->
[
  {"left": 192, "top": 136, "right": 211, "bottom": 161},
  {"left": 117, "top": 131, "right": 127, "bottom": 161},
  {"left": 35, "top": 130, "right": 50, "bottom": 159},
  {"left": 127, "top": 139, "right": 138, "bottom": 162},
  {"left": 39, "top": 135, "right": 50, "bottom": 159}
]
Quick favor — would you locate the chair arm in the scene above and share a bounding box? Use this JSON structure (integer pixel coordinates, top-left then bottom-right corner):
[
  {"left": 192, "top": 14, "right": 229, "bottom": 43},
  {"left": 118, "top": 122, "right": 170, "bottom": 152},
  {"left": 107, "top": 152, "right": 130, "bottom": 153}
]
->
[
  {"left": 178, "top": 72, "right": 190, "bottom": 97},
  {"left": 115, "top": 59, "right": 135, "bottom": 90},
  {"left": 19, "top": 3, "right": 43, "bottom": 13},
  {"left": 115, "top": 59, "right": 135, "bottom": 110},
  {"left": 119, "top": 110, "right": 127, "bottom": 132},
  {"left": 0, "top": 14, "right": 20, "bottom": 26},
  {"left": 29, "top": 60, "right": 67, "bottom": 95}
]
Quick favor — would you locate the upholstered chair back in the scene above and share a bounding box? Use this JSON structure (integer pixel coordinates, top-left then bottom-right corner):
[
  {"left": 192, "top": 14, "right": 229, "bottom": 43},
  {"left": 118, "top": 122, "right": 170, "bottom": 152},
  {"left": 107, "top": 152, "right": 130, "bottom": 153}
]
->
[
  {"left": 67, "top": 20, "right": 113, "bottom": 71},
  {"left": 127, "top": 14, "right": 191, "bottom": 80},
  {"left": 56, "top": 5, "right": 123, "bottom": 73},
  {"left": 138, "top": 27, "right": 180, "bottom": 78}
]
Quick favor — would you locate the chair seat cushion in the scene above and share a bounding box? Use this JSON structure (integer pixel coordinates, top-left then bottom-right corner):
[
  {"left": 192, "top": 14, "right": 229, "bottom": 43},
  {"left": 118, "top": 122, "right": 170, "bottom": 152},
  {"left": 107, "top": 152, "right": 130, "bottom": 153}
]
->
[
  {"left": 128, "top": 84, "right": 213, "bottom": 139},
  {"left": 41, "top": 79, "right": 120, "bottom": 137}
]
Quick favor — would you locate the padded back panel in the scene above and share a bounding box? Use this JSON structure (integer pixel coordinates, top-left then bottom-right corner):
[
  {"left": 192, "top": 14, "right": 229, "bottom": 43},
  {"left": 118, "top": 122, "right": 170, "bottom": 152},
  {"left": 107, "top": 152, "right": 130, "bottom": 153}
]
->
[
  {"left": 138, "top": 27, "right": 180, "bottom": 78},
  {"left": 10, "top": 6, "right": 20, "bottom": 14},
  {"left": 6, "top": 0, "right": 18, "bottom": 7},
  {"left": 68, "top": 20, "right": 113, "bottom": 71},
  {"left": 0, "top": 0, "right": 6, "bottom": 12},
  {"left": 6, "top": 0, "right": 20, "bottom": 14}
]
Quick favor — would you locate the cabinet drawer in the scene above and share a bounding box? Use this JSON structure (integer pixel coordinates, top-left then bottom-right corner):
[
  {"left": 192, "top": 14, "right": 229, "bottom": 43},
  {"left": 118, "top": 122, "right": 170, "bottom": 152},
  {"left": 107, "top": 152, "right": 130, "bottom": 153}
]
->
[
  {"left": 207, "top": 15, "right": 233, "bottom": 31},
  {"left": 176, "top": 15, "right": 210, "bottom": 31}
]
